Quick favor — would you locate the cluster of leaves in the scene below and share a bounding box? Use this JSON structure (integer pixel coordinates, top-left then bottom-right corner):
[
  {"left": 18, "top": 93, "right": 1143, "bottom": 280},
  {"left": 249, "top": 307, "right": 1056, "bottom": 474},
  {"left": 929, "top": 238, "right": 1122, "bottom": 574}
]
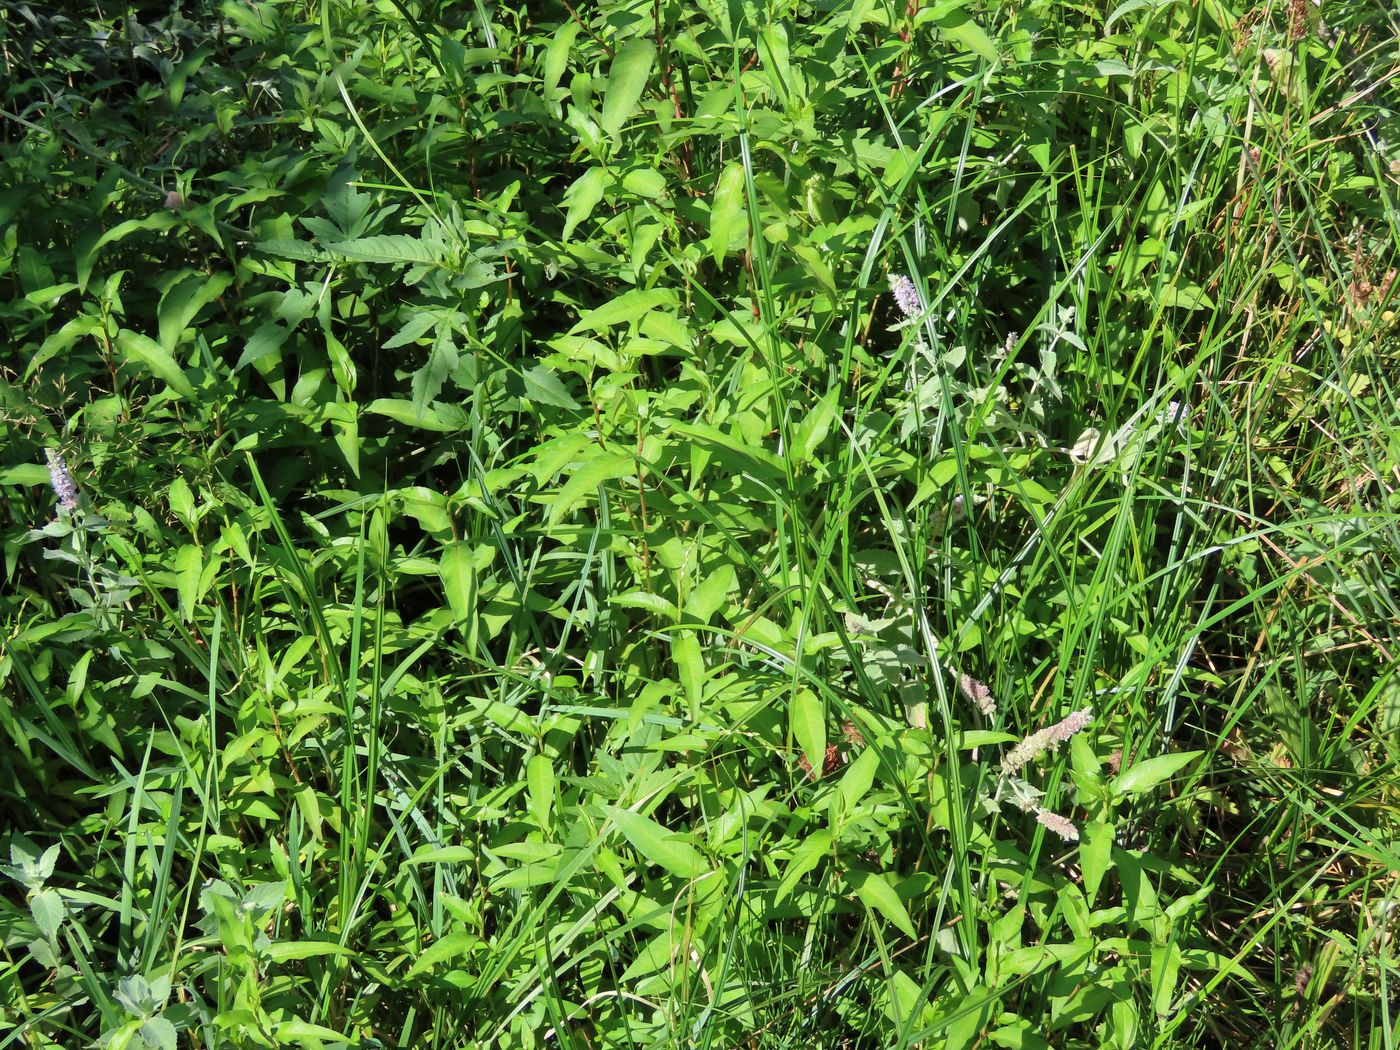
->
[{"left": 2, "top": 0, "right": 1399, "bottom": 1047}]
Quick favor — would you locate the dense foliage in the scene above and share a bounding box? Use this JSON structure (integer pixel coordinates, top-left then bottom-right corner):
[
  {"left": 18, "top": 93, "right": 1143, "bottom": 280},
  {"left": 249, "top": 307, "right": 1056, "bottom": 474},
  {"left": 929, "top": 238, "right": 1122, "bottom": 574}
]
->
[{"left": 2, "top": 0, "right": 1399, "bottom": 1046}]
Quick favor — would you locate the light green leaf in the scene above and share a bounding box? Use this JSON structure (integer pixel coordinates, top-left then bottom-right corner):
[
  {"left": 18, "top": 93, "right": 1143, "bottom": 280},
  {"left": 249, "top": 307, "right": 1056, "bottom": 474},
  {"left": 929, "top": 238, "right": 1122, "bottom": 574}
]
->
[
  {"left": 850, "top": 867, "right": 917, "bottom": 940},
  {"left": 793, "top": 387, "right": 839, "bottom": 463},
  {"left": 1111, "top": 750, "right": 1202, "bottom": 800},
  {"left": 175, "top": 544, "right": 203, "bottom": 620},
  {"left": 600, "top": 38, "right": 656, "bottom": 139},
  {"left": 684, "top": 564, "right": 737, "bottom": 624},
  {"left": 116, "top": 329, "right": 197, "bottom": 400},
  {"left": 708, "top": 162, "right": 748, "bottom": 266},
  {"left": 791, "top": 690, "right": 826, "bottom": 777},
  {"left": 604, "top": 805, "right": 707, "bottom": 879}
]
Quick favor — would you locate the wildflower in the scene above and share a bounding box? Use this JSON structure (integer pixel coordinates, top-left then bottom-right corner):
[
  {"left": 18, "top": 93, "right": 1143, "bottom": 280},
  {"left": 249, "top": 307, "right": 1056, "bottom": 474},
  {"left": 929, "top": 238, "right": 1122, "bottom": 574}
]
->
[
  {"left": 841, "top": 720, "right": 866, "bottom": 748},
  {"left": 958, "top": 674, "right": 996, "bottom": 717},
  {"left": 1001, "top": 707, "right": 1093, "bottom": 776},
  {"left": 888, "top": 273, "right": 922, "bottom": 320},
  {"left": 45, "top": 449, "right": 79, "bottom": 512},
  {"left": 1035, "top": 807, "right": 1079, "bottom": 842}
]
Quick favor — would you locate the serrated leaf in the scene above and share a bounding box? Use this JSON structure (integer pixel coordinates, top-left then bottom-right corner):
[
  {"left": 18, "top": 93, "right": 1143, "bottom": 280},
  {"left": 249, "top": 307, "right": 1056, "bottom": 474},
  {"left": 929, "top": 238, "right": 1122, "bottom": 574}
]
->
[
  {"left": 29, "top": 888, "right": 64, "bottom": 940},
  {"left": 603, "top": 805, "right": 707, "bottom": 879},
  {"left": 1111, "top": 751, "right": 1203, "bottom": 799},
  {"left": 600, "top": 38, "right": 656, "bottom": 138},
  {"left": 115, "top": 329, "right": 197, "bottom": 400}
]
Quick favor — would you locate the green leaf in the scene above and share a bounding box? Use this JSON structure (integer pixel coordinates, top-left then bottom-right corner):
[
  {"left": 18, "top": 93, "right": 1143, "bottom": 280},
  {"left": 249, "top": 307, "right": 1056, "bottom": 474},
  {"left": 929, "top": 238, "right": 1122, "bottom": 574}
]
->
[
  {"left": 439, "top": 542, "right": 479, "bottom": 626},
  {"left": 570, "top": 288, "right": 679, "bottom": 334},
  {"left": 562, "top": 166, "right": 608, "bottom": 242},
  {"left": 791, "top": 690, "right": 826, "bottom": 777},
  {"left": 326, "top": 235, "right": 447, "bottom": 266},
  {"left": 708, "top": 162, "right": 748, "bottom": 266},
  {"left": 849, "top": 867, "right": 917, "bottom": 940},
  {"left": 527, "top": 755, "right": 555, "bottom": 829},
  {"left": 776, "top": 828, "right": 832, "bottom": 901},
  {"left": 157, "top": 272, "right": 233, "bottom": 351},
  {"left": 521, "top": 364, "right": 581, "bottom": 409},
  {"left": 684, "top": 564, "right": 736, "bottom": 624},
  {"left": 546, "top": 452, "right": 633, "bottom": 525},
  {"left": 932, "top": 7, "right": 999, "bottom": 62},
  {"left": 672, "top": 630, "right": 704, "bottom": 717},
  {"left": 600, "top": 38, "right": 656, "bottom": 139},
  {"left": 366, "top": 398, "right": 467, "bottom": 431},
  {"left": 1080, "top": 820, "right": 1114, "bottom": 906},
  {"left": 793, "top": 387, "right": 839, "bottom": 463},
  {"left": 403, "top": 931, "right": 479, "bottom": 979},
  {"left": 603, "top": 805, "right": 707, "bottom": 879},
  {"left": 234, "top": 322, "right": 290, "bottom": 373},
  {"left": 262, "top": 940, "right": 357, "bottom": 963},
  {"left": 115, "top": 329, "right": 197, "bottom": 400},
  {"left": 543, "top": 21, "right": 581, "bottom": 95},
  {"left": 836, "top": 746, "right": 880, "bottom": 812},
  {"left": 1111, "top": 751, "right": 1202, "bottom": 800},
  {"left": 175, "top": 544, "right": 203, "bottom": 621}
]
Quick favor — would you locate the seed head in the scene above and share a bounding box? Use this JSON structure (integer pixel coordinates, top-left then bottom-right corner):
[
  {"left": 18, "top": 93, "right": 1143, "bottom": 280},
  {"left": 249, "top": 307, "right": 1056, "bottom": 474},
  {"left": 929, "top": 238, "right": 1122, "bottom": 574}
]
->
[
  {"left": 958, "top": 674, "right": 996, "bottom": 717},
  {"left": 1001, "top": 707, "right": 1094, "bottom": 776},
  {"left": 1035, "top": 807, "right": 1079, "bottom": 842}
]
